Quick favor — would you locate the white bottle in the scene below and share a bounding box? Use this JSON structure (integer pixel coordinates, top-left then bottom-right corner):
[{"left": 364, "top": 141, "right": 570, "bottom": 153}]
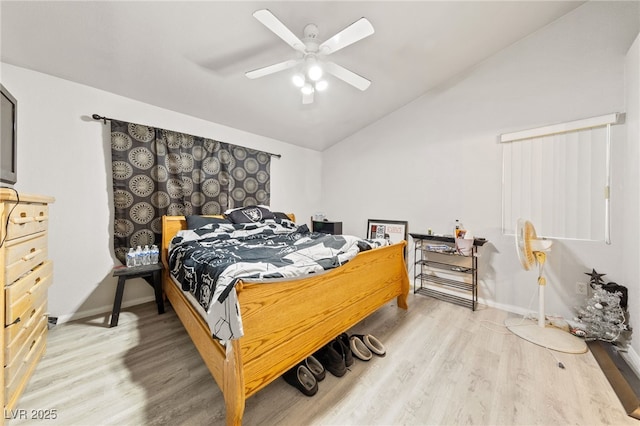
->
[
  {"left": 142, "top": 245, "right": 151, "bottom": 265},
  {"left": 150, "top": 244, "right": 159, "bottom": 264},
  {"left": 126, "top": 248, "right": 136, "bottom": 267},
  {"left": 134, "top": 246, "right": 142, "bottom": 266}
]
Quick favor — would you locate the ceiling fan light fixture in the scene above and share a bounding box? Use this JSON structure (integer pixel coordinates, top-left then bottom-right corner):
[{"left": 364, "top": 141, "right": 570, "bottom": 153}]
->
[
  {"left": 307, "top": 63, "right": 323, "bottom": 81},
  {"left": 292, "top": 73, "right": 305, "bottom": 88},
  {"left": 315, "top": 79, "right": 328, "bottom": 91},
  {"left": 301, "top": 83, "right": 314, "bottom": 95}
]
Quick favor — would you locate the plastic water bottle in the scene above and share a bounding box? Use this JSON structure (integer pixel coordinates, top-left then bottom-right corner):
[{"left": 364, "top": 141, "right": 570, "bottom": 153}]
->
[
  {"left": 126, "top": 248, "right": 136, "bottom": 267},
  {"left": 142, "top": 245, "right": 151, "bottom": 265},
  {"left": 134, "top": 246, "right": 142, "bottom": 266},
  {"left": 150, "top": 244, "right": 159, "bottom": 264}
]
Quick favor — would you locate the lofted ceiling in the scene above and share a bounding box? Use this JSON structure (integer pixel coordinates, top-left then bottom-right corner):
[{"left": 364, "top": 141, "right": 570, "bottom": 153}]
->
[{"left": 0, "top": 1, "right": 583, "bottom": 151}]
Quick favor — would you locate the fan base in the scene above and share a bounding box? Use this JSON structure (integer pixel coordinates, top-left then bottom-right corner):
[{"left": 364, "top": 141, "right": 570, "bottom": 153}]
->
[{"left": 505, "top": 317, "right": 587, "bottom": 354}]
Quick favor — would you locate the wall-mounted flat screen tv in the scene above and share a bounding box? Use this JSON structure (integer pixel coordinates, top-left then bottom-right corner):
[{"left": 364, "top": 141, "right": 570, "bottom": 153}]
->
[{"left": 0, "top": 84, "right": 17, "bottom": 185}]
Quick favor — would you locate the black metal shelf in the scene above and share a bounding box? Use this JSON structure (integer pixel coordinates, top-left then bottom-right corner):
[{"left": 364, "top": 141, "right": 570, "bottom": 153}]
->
[
  {"left": 409, "top": 233, "right": 488, "bottom": 246},
  {"left": 415, "top": 287, "right": 476, "bottom": 310},
  {"left": 416, "top": 260, "right": 473, "bottom": 274},
  {"left": 415, "top": 273, "right": 474, "bottom": 291},
  {"left": 412, "top": 233, "right": 484, "bottom": 311}
]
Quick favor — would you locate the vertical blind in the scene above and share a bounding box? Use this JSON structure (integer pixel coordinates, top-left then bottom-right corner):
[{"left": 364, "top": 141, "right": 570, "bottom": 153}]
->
[{"left": 501, "top": 113, "right": 622, "bottom": 243}]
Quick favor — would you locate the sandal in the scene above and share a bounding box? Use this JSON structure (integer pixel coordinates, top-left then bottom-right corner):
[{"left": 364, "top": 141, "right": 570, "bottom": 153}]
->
[
  {"left": 304, "top": 355, "right": 326, "bottom": 381},
  {"left": 349, "top": 335, "right": 373, "bottom": 361},
  {"left": 353, "top": 334, "right": 386, "bottom": 357},
  {"left": 283, "top": 364, "right": 318, "bottom": 396}
]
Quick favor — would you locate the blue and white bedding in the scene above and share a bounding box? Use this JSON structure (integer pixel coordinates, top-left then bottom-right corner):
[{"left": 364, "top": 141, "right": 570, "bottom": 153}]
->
[{"left": 168, "top": 218, "right": 387, "bottom": 341}]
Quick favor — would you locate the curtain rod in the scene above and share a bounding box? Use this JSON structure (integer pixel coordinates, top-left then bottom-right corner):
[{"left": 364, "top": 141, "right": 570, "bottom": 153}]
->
[{"left": 91, "top": 114, "right": 282, "bottom": 159}]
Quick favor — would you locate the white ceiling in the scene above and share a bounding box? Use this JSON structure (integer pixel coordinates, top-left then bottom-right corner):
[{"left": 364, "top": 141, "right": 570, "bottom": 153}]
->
[{"left": 0, "top": 1, "right": 583, "bottom": 151}]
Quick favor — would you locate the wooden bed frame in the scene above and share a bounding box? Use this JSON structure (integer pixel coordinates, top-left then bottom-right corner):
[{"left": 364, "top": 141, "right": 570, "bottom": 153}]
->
[{"left": 161, "top": 215, "right": 410, "bottom": 425}]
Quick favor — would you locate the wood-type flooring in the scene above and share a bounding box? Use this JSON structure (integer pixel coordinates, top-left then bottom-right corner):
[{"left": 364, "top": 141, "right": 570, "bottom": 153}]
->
[{"left": 6, "top": 294, "right": 636, "bottom": 425}]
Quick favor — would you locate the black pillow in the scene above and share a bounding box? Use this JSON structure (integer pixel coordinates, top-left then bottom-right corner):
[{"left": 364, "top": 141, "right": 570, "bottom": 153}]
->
[
  {"left": 226, "top": 205, "right": 275, "bottom": 223},
  {"left": 273, "top": 212, "right": 291, "bottom": 220},
  {"left": 186, "top": 215, "right": 231, "bottom": 230}
]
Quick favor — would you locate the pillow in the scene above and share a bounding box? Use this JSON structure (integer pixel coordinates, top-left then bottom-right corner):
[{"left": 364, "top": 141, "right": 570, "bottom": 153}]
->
[
  {"left": 224, "top": 204, "right": 270, "bottom": 214},
  {"left": 273, "top": 212, "right": 291, "bottom": 220},
  {"left": 186, "top": 215, "right": 231, "bottom": 230},
  {"left": 225, "top": 205, "right": 275, "bottom": 224}
]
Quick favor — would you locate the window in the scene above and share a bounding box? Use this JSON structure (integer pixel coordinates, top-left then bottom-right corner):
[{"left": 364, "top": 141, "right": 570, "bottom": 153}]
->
[{"left": 501, "top": 113, "right": 622, "bottom": 243}]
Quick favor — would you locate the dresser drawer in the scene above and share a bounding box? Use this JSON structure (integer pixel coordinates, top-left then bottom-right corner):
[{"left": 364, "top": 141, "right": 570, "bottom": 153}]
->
[
  {"left": 5, "top": 313, "right": 47, "bottom": 381},
  {"left": 5, "top": 300, "right": 47, "bottom": 353},
  {"left": 0, "top": 190, "right": 54, "bottom": 411},
  {"left": 5, "top": 261, "right": 52, "bottom": 327},
  {"left": 5, "top": 325, "right": 46, "bottom": 407},
  {"left": 4, "top": 203, "right": 49, "bottom": 241},
  {"left": 4, "top": 232, "right": 48, "bottom": 285}
]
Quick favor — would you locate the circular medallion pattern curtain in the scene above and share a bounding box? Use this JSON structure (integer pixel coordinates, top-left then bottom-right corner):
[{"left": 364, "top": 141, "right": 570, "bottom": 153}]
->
[{"left": 110, "top": 120, "right": 271, "bottom": 263}]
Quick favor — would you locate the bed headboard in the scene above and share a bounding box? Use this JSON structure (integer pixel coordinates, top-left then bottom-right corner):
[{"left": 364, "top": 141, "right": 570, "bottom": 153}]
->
[{"left": 160, "top": 214, "right": 296, "bottom": 267}]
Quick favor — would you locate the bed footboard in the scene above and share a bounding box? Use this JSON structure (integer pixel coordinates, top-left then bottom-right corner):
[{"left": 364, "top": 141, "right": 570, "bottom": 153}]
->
[{"left": 236, "top": 241, "right": 409, "bottom": 399}]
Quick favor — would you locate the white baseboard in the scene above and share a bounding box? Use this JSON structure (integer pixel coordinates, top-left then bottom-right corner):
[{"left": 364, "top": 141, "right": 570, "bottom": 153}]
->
[
  {"left": 53, "top": 295, "right": 156, "bottom": 325},
  {"left": 477, "top": 296, "right": 532, "bottom": 317}
]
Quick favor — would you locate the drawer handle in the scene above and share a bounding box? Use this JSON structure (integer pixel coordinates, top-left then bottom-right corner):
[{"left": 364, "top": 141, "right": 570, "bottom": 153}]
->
[
  {"left": 29, "top": 339, "right": 36, "bottom": 351},
  {"left": 22, "top": 248, "right": 43, "bottom": 261},
  {"left": 10, "top": 215, "right": 33, "bottom": 225},
  {"left": 26, "top": 278, "right": 42, "bottom": 295},
  {"left": 27, "top": 278, "right": 42, "bottom": 294}
]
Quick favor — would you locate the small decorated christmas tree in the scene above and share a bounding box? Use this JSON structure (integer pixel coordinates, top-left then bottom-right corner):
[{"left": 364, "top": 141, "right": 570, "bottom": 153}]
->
[{"left": 575, "top": 269, "right": 630, "bottom": 347}]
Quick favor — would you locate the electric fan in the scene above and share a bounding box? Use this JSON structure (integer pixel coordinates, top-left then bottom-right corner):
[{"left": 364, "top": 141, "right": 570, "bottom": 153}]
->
[{"left": 505, "top": 219, "right": 587, "bottom": 354}]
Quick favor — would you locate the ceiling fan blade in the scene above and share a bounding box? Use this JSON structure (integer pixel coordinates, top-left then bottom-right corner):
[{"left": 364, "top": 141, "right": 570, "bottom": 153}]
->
[
  {"left": 253, "top": 9, "right": 306, "bottom": 53},
  {"left": 319, "top": 18, "right": 374, "bottom": 55},
  {"left": 324, "top": 62, "right": 371, "bottom": 91},
  {"left": 302, "top": 89, "right": 314, "bottom": 104},
  {"left": 245, "top": 59, "right": 299, "bottom": 79}
]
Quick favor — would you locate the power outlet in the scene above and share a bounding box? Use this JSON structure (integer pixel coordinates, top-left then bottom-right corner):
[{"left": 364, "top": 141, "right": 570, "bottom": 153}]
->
[{"left": 576, "top": 281, "right": 589, "bottom": 296}]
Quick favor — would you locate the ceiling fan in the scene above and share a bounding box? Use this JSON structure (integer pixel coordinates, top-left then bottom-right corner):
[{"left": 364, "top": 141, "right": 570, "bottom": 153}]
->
[{"left": 245, "top": 9, "right": 374, "bottom": 104}]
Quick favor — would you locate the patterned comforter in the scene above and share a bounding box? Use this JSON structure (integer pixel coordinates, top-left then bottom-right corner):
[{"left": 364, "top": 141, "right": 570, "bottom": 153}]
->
[{"left": 168, "top": 218, "right": 386, "bottom": 341}]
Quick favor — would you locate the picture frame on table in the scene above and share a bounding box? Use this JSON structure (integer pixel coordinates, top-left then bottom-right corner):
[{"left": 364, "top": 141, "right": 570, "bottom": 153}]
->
[{"left": 367, "top": 219, "right": 409, "bottom": 259}]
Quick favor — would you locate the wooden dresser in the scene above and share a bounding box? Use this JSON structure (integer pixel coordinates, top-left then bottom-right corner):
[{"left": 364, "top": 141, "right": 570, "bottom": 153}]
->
[{"left": 0, "top": 189, "right": 54, "bottom": 411}]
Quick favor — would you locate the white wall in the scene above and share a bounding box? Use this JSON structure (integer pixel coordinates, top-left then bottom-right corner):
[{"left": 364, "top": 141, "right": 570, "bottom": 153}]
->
[
  {"left": 322, "top": 1, "right": 639, "bottom": 325},
  {"left": 0, "top": 63, "right": 322, "bottom": 323},
  {"left": 623, "top": 33, "right": 640, "bottom": 365}
]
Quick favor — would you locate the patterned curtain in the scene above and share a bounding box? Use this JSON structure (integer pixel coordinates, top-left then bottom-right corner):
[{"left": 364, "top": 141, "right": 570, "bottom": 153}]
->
[{"left": 110, "top": 120, "right": 271, "bottom": 263}]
